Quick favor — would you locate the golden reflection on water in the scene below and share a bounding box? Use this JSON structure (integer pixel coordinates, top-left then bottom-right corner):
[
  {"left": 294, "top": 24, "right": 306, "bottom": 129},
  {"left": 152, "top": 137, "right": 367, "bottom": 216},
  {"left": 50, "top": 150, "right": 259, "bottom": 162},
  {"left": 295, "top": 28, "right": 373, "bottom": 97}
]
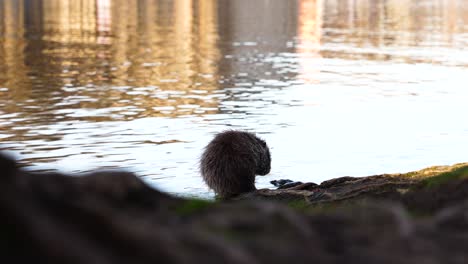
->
[
  {"left": 297, "top": 0, "right": 322, "bottom": 84},
  {"left": 1, "top": 0, "right": 466, "bottom": 121},
  {"left": 0, "top": 0, "right": 221, "bottom": 125},
  {"left": 321, "top": 0, "right": 468, "bottom": 61}
]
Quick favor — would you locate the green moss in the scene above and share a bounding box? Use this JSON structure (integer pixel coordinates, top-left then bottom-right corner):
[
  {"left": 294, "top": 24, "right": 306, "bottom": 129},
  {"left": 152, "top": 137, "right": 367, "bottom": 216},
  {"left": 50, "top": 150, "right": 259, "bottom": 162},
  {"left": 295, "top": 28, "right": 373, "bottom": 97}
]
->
[
  {"left": 286, "top": 199, "right": 344, "bottom": 213},
  {"left": 174, "top": 199, "right": 213, "bottom": 215},
  {"left": 395, "top": 162, "right": 468, "bottom": 180},
  {"left": 218, "top": 229, "right": 256, "bottom": 242},
  {"left": 287, "top": 200, "right": 311, "bottom": 211},
  {"left": 405, "top": 208, "right": 433, "bottom": 219},
  {"left": 422, "top": 166, "right": 468, "bottom": 188}
]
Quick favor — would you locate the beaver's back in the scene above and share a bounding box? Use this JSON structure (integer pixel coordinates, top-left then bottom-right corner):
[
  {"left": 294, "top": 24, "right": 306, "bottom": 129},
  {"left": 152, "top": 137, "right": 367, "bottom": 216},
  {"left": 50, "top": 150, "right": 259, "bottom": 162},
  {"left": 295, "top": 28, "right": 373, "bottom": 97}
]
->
[{"left": 200, "top": 130, "right": 270, "bottom": 198}]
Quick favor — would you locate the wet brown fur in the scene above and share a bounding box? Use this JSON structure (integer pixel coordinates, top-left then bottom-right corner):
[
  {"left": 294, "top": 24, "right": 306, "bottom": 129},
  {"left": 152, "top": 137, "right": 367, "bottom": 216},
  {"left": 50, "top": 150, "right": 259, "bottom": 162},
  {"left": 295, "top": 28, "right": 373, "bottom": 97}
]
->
[{"left": 200, "top": 130, "right": 271, "bottom": 199}]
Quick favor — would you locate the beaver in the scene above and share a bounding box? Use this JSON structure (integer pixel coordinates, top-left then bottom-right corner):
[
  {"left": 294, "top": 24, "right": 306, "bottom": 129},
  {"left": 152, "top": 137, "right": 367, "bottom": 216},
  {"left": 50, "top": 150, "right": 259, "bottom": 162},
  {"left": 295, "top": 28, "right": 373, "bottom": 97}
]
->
[{"left": 200, "top": 130, "right": 271, "bottom": 199}]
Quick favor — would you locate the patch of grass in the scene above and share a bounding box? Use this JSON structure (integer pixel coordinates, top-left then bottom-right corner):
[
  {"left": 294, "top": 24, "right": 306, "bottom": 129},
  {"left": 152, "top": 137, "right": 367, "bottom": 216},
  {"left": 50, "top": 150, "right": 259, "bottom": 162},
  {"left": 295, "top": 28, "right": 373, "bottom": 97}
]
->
[
  {"left": 286, "top": 199, "right": 344, "bottom": 213},
  {"left": 422, "top": 166, "right": 468, "bottom": 188},
  {"left": 173, "top": 199, "right": 213, "bottom": 215},
  {"left": 405, "top": 207, "right": 433, "bottom": 219},
  {"left": 217, "top": 228, "right": 257, "bottom": 242},
  {"left": 287, "top": 200, "right": 311, "bottom": 211}
]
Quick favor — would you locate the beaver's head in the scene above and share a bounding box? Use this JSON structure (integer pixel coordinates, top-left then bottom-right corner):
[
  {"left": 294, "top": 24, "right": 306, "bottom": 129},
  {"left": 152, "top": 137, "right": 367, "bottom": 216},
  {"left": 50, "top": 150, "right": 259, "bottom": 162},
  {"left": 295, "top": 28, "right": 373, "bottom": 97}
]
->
[{"left": 255, "top": 137, "right": 271, "bottom": 176}]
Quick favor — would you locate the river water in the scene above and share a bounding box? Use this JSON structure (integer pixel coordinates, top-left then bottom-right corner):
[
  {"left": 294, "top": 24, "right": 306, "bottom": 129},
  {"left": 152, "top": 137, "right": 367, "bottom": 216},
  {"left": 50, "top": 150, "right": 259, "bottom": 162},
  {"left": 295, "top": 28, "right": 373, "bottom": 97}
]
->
[{"left": 1, "top": 0, "right": 468, "bottom": 198}]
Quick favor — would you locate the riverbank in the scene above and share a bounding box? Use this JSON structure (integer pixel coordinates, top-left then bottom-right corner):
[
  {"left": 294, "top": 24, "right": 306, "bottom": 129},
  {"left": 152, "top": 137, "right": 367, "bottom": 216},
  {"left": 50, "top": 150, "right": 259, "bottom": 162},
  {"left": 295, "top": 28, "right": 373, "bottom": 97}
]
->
[{"left": 2, "top": 152, "right": 468, "bottom": 263}]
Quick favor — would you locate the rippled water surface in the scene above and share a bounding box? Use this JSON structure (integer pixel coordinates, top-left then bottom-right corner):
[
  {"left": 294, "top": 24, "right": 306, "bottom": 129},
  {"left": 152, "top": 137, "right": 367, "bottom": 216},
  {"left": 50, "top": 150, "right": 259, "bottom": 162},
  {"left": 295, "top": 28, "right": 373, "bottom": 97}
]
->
[{"left": 1, "top": 0, "right": 468, "bottom": 198}]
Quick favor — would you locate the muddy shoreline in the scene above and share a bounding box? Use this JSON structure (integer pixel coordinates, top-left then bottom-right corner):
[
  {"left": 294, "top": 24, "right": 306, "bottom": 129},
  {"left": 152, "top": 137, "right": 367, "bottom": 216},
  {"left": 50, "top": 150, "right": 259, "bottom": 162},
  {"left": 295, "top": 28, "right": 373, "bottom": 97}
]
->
[{"left": 2, "top": 152, "right": 468, "bottom": 263}]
